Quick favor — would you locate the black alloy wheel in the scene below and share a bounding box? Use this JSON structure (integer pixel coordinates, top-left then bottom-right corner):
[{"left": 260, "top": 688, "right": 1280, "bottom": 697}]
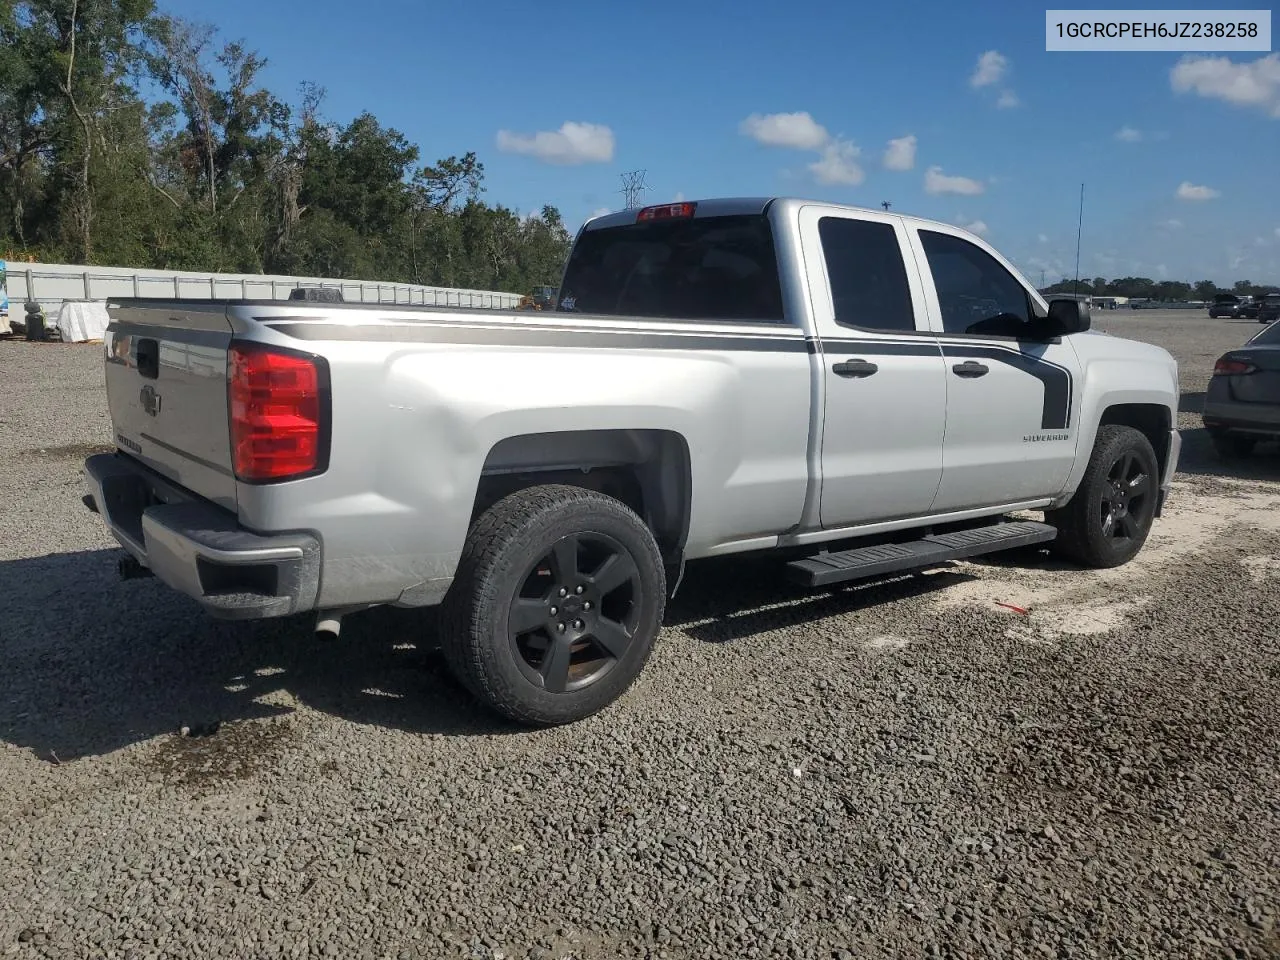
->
[
  {"left": 1098, "top": 448, "right": 1154, "bottom": 544},
  {"left": 508, "top": 532, "right": 643, "bottom": 694}
]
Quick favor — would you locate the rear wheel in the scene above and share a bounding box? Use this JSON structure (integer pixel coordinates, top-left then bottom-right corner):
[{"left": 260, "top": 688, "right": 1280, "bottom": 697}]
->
[
  {"left": 1210, "top": 431, "right": 1256, "bottom": 459},
  {"left": 1047, "top": 425, "right": 1159, "bottom": 569},
  {"left": 439, "top": 484, "right": 666, "bottom": 726}
]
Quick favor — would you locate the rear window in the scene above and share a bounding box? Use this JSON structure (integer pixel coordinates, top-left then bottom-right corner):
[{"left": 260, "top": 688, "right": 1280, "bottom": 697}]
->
[
  {"left": 556, "top": 214, "right": 785, "bottom": 322},
  {"left": 1252, "top": 322, "right": 1280, "bottom": 344}
]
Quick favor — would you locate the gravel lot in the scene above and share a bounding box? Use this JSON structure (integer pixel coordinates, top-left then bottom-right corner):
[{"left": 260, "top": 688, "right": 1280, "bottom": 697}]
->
[{"left": 2, "top": 312, "right": 1278, "bottom": 960}]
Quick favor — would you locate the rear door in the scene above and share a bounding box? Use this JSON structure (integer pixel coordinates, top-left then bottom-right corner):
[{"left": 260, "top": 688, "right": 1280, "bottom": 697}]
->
[
  {"left": 905, "top": 225, "right": 1082, "bottom": 512},
  {"left": 104, "top": 301, "right": 238, "bottom": 511},
  {"left": 797, "top": 204, "right": 948, "bottom": 528}
]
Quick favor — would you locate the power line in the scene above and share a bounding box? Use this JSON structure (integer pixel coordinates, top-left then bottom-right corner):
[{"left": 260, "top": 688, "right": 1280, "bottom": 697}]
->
[{"left": 619, "top": 170, "right": 648, "bottom": 210}]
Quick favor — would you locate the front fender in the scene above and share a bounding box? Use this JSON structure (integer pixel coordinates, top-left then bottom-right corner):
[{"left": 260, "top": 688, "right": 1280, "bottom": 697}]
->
[{"left": 1052, "top": 352, "right": 1180, "bottom": 507}]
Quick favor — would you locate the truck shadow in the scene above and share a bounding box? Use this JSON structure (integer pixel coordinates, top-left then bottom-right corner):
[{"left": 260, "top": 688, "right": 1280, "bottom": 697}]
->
[
  {"left": 1, "top": 548, "right": 980, "bottom": 763},
  {"left": 666, "top": 557, "right": 977, "bottom": 644},
  {"left": 0, "top": 550, "right": 507, "bottom": 762}
]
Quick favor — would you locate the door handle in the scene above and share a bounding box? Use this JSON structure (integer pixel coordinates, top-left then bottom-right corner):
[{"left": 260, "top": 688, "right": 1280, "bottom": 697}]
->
[
  {"left": 951, "top": 360, "right": 989, "bottom": 378},
  {"left": 832, "top": 358, "right": 879, "bottom": 378}
]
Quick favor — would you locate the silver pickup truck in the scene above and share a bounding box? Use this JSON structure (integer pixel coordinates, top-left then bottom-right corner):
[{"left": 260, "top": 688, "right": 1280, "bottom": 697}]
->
[{"left": 84, "top": 197, "right": 1181, "bottom": 725}]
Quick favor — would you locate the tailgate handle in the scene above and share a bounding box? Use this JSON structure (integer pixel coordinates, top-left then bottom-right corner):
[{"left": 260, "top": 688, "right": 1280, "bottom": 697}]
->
[{"left": 136, "top": 338, "right": 159, "bottom": 379}]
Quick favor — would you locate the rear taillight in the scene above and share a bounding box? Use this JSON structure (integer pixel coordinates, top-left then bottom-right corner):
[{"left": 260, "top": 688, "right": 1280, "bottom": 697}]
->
[
  {"left": 1213, "top": 356, "right": 1258, "bottom": 376},
  {"left": 228, "top": 342, "right": 329, "bottom": 483}
]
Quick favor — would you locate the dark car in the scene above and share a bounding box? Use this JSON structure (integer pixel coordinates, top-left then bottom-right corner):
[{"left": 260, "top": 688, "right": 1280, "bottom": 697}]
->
[
  {"left": 1209, "top": 294, "right": 1257, "bottom": 319},
  {"left": 1256, "top": 293, "right": 1280, "bottom": 325},
  {"left": 1203, "top": 321, "right": 1280, "bottom": 457}
]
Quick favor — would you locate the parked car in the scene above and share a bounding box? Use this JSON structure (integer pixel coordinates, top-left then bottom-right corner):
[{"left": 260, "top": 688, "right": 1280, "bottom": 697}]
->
[
  {"left": 1209, "top": 295, "right": 1257, "bottom": 319},
  {"left": 1256, "top": 293, "right": 1280, "bottom": 325},
  {"left": 1203, "top": 320, "right": 1280, "bottom": 457},
  {"left": 82, "top": 197, "right": 1181, "bottom": 726}
]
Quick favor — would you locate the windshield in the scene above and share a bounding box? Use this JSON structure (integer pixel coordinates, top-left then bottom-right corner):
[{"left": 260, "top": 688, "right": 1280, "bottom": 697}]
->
[{"left": 556, "top": 214, "right": 785, "bottom": 321}]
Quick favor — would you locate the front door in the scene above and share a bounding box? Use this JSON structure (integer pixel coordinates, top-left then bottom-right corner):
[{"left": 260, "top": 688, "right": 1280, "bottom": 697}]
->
[
  {"left": 797, "top": 205, "right": 948, "bottom": 528},
  {"left": 906, "top": 224, "right": 1083, "bottom": 513}
]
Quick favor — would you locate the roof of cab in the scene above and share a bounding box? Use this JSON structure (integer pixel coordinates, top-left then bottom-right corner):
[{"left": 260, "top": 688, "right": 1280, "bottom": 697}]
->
[{"left": 579, "top": 196, "right": 971, "bottom": 237}]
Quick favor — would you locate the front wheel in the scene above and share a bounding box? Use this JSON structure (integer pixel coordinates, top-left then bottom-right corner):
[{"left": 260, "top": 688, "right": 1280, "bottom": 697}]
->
[
  {"left": 439, "top": 484, "right": 666, "bottom": 726},
  {"left": 1046, "top": 425, "right": 1159, "bottom": 569}
]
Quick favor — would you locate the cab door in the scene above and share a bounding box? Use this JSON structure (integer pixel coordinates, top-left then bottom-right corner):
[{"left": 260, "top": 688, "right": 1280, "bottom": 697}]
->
[
  {"left": 797, "top": 205, "right": 948, "bottom": 528},
  {"left": 905, "top": 223, "right": 1083, "bottom": 512}
]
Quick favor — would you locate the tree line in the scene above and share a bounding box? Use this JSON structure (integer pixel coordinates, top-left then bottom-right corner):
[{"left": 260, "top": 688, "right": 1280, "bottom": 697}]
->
[
  {"left": 0, "top": 0, "right": 572, "bottom": 294},
  {"left": 1039, "top": 277, "right": 1280, "bottom": 301}
]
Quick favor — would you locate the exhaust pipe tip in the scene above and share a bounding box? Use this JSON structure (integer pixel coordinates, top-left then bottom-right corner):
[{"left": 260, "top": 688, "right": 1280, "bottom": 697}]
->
[{"left": 315, "top": 614, "right": 343, "bottom": 640}]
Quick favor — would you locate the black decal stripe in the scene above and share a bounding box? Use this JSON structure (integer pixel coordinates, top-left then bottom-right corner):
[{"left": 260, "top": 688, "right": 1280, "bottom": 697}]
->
[
  {"left": 266, "top": 322, "right": 810, "bottom": 353},
  {"left": 939, "top": 344, "right": 1073, "bottom": 430},
  {"left": 819, "top": 336, "right": 1073, "bottom": 431},
  {"left": 818, "top": 337, "right": 941, "bottom": 357},
  {"left": 139, "top": 432, "right": 235, "bottom": 477}
]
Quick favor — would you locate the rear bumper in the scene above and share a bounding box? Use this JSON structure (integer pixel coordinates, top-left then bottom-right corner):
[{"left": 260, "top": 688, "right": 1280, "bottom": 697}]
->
[
  {"left": 83, "top": 453, "right": 321, "bottom": 620},
  {"left": 1203, "top": 400, "right": 1280, "bottom": 438}
]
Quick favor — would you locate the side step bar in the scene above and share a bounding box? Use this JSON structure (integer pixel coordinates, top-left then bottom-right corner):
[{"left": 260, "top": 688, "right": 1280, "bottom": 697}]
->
[{"left": 786, "top": 520, "right": 1057, "bottom": 587}]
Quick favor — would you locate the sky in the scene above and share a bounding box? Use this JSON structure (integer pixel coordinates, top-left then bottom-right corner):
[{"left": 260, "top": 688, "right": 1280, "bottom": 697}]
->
[{"left": 160, "top": 0, "right": 1280, "bottom": 286}]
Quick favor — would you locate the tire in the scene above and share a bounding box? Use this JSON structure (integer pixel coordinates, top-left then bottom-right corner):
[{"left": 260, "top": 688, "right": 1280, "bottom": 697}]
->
[
  {"left": 438, "top": 484, "right": 666, "bottom": 726},
  {"left": 1046, "top": 425, "right": 1160, "bottom": 569},
  {"left": 1210, "top": 431, "right": 1256, "bottom": 459}
]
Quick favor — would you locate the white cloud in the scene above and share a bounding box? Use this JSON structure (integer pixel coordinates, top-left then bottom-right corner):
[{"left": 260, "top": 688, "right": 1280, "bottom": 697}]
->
[
  {"left": 590, "top": 207, "right": 611, "bottom": 218},
  {"left": 1255, "top": 236, "right": 1269, "bottom": 247},
  {"left": 1115, "top": 125, "right": 1143, "bottom": 142},
  {"left": 996, "top": 89, "right": 1020, "bottom": 109},
  {"left": 1176, "top": 181, "right": 1220, "bottom": 201},
  {"left": 496, "top": 121, "right": 615, "bottom": 165},
  {"left": 739, "top": 111, "right": 830, "bottom": 150},
  {"left": 1160, "top": 218, "right": 1183, "bottom": 229},
  {"left": 809, "top": 139, "right": 865, "bottom": 185},
  {"left": 883, "top": 134, "right": 917, "bottom": 171},
  {"left": 963, "top": 219, "right": 989, "bottom": 236},
  {"left": 971, "top": 51, "right": 1008, "bottom": 88},
  {"left": 924, "top": 165, "right": 985, "bottom": 196},
  {"left": 1156, "top": 263, "right": 1169, "bottom": 278},
  {"left": 672, "top": 191, "right": 685, "bottom": 202},
  {"left": 1038, "top": 233, "right": 1049, "bottom": 244},
  {"left": 1170, "top": 53, "right": 1280, "bottom": 118},
  {"left": 1275, "top": 227, "right": 1280, "bottom": 237}
]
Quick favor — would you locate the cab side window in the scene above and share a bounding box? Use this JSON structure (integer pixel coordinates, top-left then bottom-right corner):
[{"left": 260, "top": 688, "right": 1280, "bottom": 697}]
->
[
  {"left": 818, "top": 216, "right": 917, "bottom": 332},
  {"left": 919, "top": 229, "right": 1034, "bottom": 337}
]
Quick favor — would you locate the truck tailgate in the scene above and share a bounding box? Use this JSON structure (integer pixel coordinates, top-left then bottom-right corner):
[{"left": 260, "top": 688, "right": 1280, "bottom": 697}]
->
[{"left": 104, "top": 301, "right": 238, "bottom": 512}]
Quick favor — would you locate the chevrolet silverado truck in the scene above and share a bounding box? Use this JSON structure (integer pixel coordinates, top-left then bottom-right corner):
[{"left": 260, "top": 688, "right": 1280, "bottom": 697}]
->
[{"left": 83, "top": 198, "right": 1181, "bottom": 725}]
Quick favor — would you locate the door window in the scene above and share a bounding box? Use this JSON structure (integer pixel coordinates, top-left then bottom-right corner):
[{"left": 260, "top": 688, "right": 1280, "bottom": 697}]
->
[
  {"left": 817, "top": 217, "right": 917, "bottom": 332},
  {"left": 919, "top": 230, "right": 1036, "bottom": 337}
]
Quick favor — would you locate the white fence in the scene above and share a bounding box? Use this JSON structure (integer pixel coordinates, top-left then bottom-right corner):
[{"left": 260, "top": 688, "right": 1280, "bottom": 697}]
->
[{"left": 4, "top": 261, "right": 525, "bottom": 312}]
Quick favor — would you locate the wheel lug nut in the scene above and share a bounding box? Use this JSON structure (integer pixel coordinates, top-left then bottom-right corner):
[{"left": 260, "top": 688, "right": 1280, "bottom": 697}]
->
[
  {"left": 549, "top": 606, "right": 558, "bottom": 616},
  {"left": 574, "top": 619, "right": 584, "bottom": 630},
  {"left": 557, "top": 622, "right": 566, "bottom": 633},
  {"left": 583, "top": 601, "right": 592, "bottom": 611},
  {"left": 575, "top": 585, "right": 584, "bottom": 594},
  {"left": 558, "top": 587, "right": 567, "bottom": 598}
]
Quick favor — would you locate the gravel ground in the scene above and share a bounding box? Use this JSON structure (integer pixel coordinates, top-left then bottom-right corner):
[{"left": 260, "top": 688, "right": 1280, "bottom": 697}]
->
[{"left": 1, "top": 313, "right": 1278, "bottom": 960}]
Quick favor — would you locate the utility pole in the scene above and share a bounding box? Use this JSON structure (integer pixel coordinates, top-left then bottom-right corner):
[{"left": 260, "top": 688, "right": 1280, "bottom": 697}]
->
[
  {"left": 881, "top": 201, "right": 892, "bottom": 211},
  {"left": 1073, "top": 182, "right": 1084, "bottom": 297},
  {"left": 620, "top": 171, "right": 648, "bottom": 210}
]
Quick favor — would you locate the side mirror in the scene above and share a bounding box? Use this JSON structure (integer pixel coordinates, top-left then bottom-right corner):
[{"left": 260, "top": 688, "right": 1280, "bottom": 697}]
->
[{"left": 1047, "top": 297, "right": 1091, "bottom": 334}]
